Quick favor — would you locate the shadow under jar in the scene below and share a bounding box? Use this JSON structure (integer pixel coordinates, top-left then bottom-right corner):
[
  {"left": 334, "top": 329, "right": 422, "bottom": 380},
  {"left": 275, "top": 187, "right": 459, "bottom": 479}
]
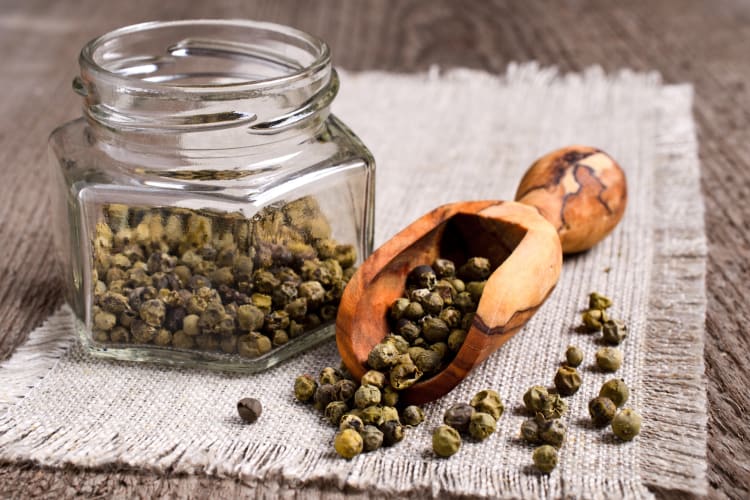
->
[{"left": 48, "top": 20, "right": 375, "bottom": 372}]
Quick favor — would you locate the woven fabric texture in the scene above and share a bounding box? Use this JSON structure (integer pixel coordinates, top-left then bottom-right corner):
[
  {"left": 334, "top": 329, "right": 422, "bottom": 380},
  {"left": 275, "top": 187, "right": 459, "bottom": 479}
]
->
[{"left": 0, "top": 65, "right": 707, "bottom": 499}]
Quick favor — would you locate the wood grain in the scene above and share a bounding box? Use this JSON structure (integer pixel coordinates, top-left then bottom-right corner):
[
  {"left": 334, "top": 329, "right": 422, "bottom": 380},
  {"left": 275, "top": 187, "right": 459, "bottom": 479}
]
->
[{"left": 0, "top": 0, "right": 748, "bottom": 498}]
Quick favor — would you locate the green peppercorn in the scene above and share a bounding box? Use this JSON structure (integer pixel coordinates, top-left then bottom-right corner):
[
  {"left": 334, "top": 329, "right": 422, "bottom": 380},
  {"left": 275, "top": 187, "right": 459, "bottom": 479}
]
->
[
  {"left": 539, "top": 419, "right": 565, "bottom": 448},
  {"left": 319, "top": 366, "right": 340, "bottom": 386},
  {"left": 408, "top": 265, "right": 437, "bottom": 290},
  {"left": 421, "top": 317, "right": 450, "bottom": 342},
  {"left": 589, "top": 291, "right": 613, "bottom": 310},
  {"left": 447, "top": 329, "right": 467, "bottom": 352},
  {"left": 395, "top": 319, "right": 421, "bottom": 341},
  {"left": 339, "top": 413, "right": 364, "bottom": 433},
  {"left": 520, "top": 419, "right": 541, "bottom": 444},
  {"left": 599, "top": 378, "right": 630, "bottom": 407},
  {"left": 410, "top": 347, "right": 442, "bottom": 374},
  {"left": 313, "top": 383, "right": 337, "bottom": 411},
  {"left": 381, "top": 406, "right": 400, "bottom": 424},
  {"left": 401, "top": 405, "right": 425, "bottom": 426},
  {"left": 540, "top": 393, "right": 568, "bottom": 420},
  {"left": 238, "top": 332, "right": 272, "bottom": 358},
  {"left": 131, "top": 319, "right": 157, "bottom": 343},
  {"left": 565, "top": 345, "right": 584, "bottom": 367},
  {"left": 524, "top": 385, "right": 549, "bottom": 413},
  {"left": 403, "top": 301, "right": 425, "bottom": 320},
  {"left": 589, "top": 397, "right": 617, "bottom": 427},
  {"left": 325, "top": 401, "right": 349, "bottom": 426},
  {"left": 433, "top": 425, "right": 461, "bottom": 457},
  {"left": 294, "top": 374, "right": 317, "bottom": 402},
  {"left": 381, "top": 420, "right": 405, "bottom": 446},
  {"left": 439, "top": 307, "right": 462, "bottom": 329},
  {"left": 465, "top": 281, "right": 486, "bottom": 302},
  {"left": 602, "top": 319, "right": 628, "bottom": 345},
  {"left": 458, "top": 257, "right": 491, "bottom": 281},
  {"left": 367, "top": 342, "right": 400, "bottom": 370},
  {"left": 361, "top": 425, "right": 384, "bottom": 452},
  {"left": 354, "top": 384, "right": 381, "bottom": 409},
  {"left": 596, "top": 346, "right": 623, "bottom": 372},
  {"left": 389, "top": 362, "right": 423, "bottom": 390},
  {"left": 433, "top": 258, "right": 456, "bottom": 279},
  {"left": 93, "top": 311, "right": 117, "bottom": 331},
  {"left": 139, "top": 299, "right": 166, "bottom": 326},
  {"left": 360, "top": 405, "right": 384, "bottom": 426},
  {"left": 532, "top": 445, "right": 558, "bottom": 473},
  {"left": 382, "top": 386, "right": 399, "bottom": 407},
  {"left": 611, "top": 408, "right": 642, "bottom": 441},
  {"left": 98, "top": 292, "right": 130, "bottom": 314},
  {"left": 384, "top": 334, "right": 410, "bottom": 354},
  {"left": 469, "top": 412, "right": 496, "bottom": 441},
  {"left": 284, "top": 298, "right": 307, "bottom": 321},
  {"left": 470, "top": 389, "right": 504, "bottom": 420},
  {"left": 183, "top": 314, "right": 201, "bottom": 336},
  {"left": 431, "top": 342, "right": 448, "bottom": 359},
  {"left": 460, "top": 311, "right": 475, "bottom": 330},
  {"left": 110, "top": 326, "right": 131, "bottom": 344},
  {"left": 334, "top": 379, "right": 358, "bottom": 402},
  {"left": 360, "top": 370, "right": 386, "bottom": 389},
  {"left": 153, "top": 328, "right": 172, "bottom": 346},
  {"left": 449, "top": 278, "right": 466, "bottom": 294},
  {"left": 582, "top": 308, "right": 608, "bottom": 331},
  {"left": 421, "top": 292, "right": 444, "bottom": 315},
  {"left": 334, "top": 429, "right": 363, "bottom": 459},
  {"left": 554, "top": 365, "right": 582, "bottom": 396},
  {"left": 444, "top": 403, "right": 475, "bottom": 433},
  {"left": 433, "top": 281, "right": 455, "bottom": 305},
  {"left": 453, "top": 292, "right": 477, "bottom": 314}
]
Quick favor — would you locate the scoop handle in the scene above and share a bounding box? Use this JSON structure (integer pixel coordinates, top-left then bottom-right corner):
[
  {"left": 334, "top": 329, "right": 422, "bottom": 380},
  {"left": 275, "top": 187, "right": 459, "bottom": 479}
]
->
[{"left": 514, "top": 145, "right": 627, "bottom": 254}]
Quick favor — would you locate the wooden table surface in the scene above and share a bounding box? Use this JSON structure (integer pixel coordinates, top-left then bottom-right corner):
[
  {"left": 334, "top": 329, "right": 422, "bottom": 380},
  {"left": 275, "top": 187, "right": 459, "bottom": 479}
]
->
[{"left": 1, "top": 0, "right": 748, "bottom": 497}]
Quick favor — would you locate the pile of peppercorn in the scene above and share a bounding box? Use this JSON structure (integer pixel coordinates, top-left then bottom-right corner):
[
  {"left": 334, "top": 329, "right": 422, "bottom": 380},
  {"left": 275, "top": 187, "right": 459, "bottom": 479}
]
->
[
  {"left": 90, "top": 196, "right": 357, "bottom": 357},
  {"left": 293, "top": 256, "right": 507, "bottom": 459}
]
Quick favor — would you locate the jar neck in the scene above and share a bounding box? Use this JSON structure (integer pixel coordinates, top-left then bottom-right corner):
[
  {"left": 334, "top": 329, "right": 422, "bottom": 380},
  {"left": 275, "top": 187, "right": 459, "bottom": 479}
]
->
[{"left": 75, "top": 20, "right": 336, "bottom": 150}]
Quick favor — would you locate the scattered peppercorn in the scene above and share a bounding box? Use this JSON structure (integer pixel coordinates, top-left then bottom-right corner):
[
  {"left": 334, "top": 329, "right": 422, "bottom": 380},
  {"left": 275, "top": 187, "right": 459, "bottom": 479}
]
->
[
  {"left": 470, "top": 389, "right": 504, "bottom": 420},
  {"left": 444, "top": 403, "right": 475, "bottom": 433},
  {"left": 599, "top": 378, "right": 630, "bottom": 407},
  {"left": 532, "top": 445, "right": 558, "bottom": 473},
  {"left": 595, "top": 346, "right": 623, "bottom": 372},
  {"left": 565, "top": 345, "right": 583, "bottom": 367},
  {"left": 601, "top": 319, "right": 628, "bottom": 345},
  {"left": 334, "top": 429, "right": 363, "bottom": 459},
  {"left": 402, "top": 405, "right": 425, "bottom": 426},
  {"left": 554, "top": 365, "right": 582, "bottom": 396},
  {"left": 468, "top": 412, "right": 496, "bottom": 441},
  {"left": 433, "top": 425, "right": 461, "bottom": 457},
  {"left": 588, "top": 397, "right": 617, "bottom": 427},
  {"left": 611, "top": 408, "right": 642, "bottom": 441},
  {"left": 237, "top": 397, "right": 262, "bottom": 424}
]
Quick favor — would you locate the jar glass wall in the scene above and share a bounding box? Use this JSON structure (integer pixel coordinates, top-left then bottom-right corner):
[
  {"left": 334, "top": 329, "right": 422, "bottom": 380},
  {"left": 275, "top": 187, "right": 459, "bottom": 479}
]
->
[{"left": 48, "top": 20, "right": 375, "bottom": 372}]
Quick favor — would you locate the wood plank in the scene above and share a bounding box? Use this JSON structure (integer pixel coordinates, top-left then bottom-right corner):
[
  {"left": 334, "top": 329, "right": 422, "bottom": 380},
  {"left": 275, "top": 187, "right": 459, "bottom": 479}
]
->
[{"left": 0, "top": 0, "right": 747, "bottom": 497}]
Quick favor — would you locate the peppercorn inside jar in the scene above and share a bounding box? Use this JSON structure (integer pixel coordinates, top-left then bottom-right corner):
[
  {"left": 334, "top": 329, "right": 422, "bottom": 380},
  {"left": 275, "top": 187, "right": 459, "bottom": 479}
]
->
[{"left": 48, "top": 20, "right": 374, "bottom": 371}]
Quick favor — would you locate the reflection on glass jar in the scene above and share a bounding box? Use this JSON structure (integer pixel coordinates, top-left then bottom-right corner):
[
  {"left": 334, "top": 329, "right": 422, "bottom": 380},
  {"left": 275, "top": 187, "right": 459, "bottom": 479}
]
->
[{"left": 48, "top": 20, "right": 375, "bottom": 371}]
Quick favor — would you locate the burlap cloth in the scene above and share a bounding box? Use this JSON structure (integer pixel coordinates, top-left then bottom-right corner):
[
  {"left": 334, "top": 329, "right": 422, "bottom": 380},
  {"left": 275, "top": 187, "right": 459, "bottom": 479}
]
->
[{"left": 0, "top": 65, "right": 707, "bottom": 498}]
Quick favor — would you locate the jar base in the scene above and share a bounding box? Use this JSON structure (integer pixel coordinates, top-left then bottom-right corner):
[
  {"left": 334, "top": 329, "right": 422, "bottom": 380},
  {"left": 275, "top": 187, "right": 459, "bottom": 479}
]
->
[{"left": 75, "top": 317, "right": 334, "bottom": 373}]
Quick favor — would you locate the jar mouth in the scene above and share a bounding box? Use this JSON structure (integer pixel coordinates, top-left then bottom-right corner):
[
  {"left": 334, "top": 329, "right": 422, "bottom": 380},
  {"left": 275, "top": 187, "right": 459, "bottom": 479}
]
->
[{"left": 77, "top": 19, "right": 335, "bottom": 132}]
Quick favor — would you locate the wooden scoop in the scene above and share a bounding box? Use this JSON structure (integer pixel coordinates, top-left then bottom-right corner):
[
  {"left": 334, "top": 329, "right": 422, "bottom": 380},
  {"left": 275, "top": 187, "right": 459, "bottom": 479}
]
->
[{"left": 336, "top": 146, "right": 627, "bottom": 405}]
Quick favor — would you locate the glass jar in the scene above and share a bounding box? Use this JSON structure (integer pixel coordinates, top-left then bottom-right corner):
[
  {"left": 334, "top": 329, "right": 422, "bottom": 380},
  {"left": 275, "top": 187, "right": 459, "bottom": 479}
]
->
[{"left": 48, "top": 20, "right": 375, "bottom": 372}]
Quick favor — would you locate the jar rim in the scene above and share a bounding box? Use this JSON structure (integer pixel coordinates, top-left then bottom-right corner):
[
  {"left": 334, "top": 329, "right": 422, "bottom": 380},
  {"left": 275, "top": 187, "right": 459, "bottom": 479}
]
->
[{"left": 79, "top": 19, "right": 331, "bottom": 95}]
